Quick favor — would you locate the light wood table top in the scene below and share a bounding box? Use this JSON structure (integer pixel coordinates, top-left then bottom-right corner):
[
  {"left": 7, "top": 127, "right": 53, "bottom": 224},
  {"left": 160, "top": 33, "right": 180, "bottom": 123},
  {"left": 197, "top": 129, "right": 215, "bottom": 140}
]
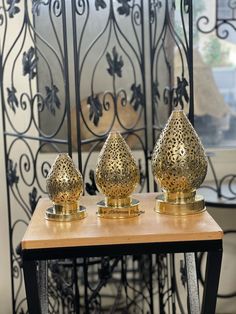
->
[{"left": 21, "top": 193, "right": 223, "bottom": 250}]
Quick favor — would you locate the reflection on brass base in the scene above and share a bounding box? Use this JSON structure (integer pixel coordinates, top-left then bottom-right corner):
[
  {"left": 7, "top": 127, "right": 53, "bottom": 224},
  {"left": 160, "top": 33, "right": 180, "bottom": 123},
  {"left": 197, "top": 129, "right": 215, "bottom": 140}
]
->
[
  {"left": 155, "top": 193, "right": 206, "bottom": 216},
  {"left": 97, "top": 198, "right": 141, "bottom": 219},
  {"left": 45, "top": 204, "right": 87, "bottom": 222}
]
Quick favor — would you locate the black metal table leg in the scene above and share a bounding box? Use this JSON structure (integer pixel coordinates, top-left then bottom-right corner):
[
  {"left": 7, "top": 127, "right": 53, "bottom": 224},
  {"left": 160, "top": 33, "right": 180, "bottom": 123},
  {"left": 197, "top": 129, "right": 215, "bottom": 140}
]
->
[
  {"left": 201, "top": 247, "right": 223, "bottom": 314},
  {"left": 23, "top": 260, "right": 42, "bottom": 314}
]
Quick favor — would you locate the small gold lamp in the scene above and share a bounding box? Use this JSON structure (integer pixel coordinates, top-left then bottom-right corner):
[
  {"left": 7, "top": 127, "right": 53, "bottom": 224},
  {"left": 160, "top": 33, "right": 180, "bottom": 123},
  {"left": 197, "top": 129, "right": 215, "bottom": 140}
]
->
[
  {"left": 95, "top": 131, "right": 141, "bottom": 218},
  {"left": 45, "top": 153, "right": 86, "bottom": 221},
  {"left": 151, "top": 109, "right": 208, "bottom": 215}
]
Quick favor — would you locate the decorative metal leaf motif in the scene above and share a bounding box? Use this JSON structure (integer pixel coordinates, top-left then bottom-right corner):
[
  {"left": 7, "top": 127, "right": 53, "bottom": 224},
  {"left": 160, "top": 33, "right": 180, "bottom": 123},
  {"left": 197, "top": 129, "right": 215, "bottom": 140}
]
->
[
  {"left": 85, "top": 170, "right": 99, "bottom": 195},
  {"left": 180, "top": 259, "right": 187, "bottom": 287},
  {"left": 45, "top": 84, "right": 61, "bottom": 115},
  {"left": 138, "top": 159, "right": 145, "bottom": 186},
  {"left": 150, "top": 1, "right": 162, "bottom": 23},
  {"left": 174, "top": 76, "right": 189, "bottom": 108},
  {"left": 87, "top": 94, "right": 103, "bottom": 126},
  {"left": 7, "top": 0, "right": 20, "bottom": 18},
  {"left": 95, "top": 0, "right": 107, "bottom": 11},
  {"left": 117, "top": 0, "right": 131, "bottom": 16},
  {"left": 7, "top": 86, "right": 18, "bottom": 113},
  {"left": 7, "top": 159, "right": 19, "bottom": 187},
  {"left": 130, "top": 83, "right": 144, "bottom": 111},
  {"left": 106, "top": 46, "right": 124, "bottom": 78},
  {"left": 29, "top": 187, "right": 41, "bottom": 214},
  {"left": 22, "top": 47, "right": 38, "bottom": 80},
  {"left": 153, "top": 82, "right": 160, "bottom": 104},
  {"left": 32, "top": 0, "right": 44, "bottom": 16},
  {"left": 98, "top": 257, "right": 111, "bottom": 280},
  {"left": 49, "top": 261, "right": 74, "bottom": 298}
]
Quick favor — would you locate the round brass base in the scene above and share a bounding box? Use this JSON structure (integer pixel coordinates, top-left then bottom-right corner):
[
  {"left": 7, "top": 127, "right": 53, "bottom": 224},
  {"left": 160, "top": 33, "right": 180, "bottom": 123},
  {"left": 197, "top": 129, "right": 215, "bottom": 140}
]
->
[
  {"left": 45, "top": 205, "right": 87, "bottom": 222},
  {"left": 97, "top": 198, "right": 141, "bottom": 219},
  {"left": 155, "top": 193, "right": 206, "bottom": 216}
]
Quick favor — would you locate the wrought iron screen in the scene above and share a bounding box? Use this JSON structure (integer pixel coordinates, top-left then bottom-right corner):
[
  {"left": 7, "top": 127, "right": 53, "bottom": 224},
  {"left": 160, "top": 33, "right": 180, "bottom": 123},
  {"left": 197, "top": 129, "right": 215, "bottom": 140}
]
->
[{"left": 0, "top": 0, "right": 194, "bottom": 313}]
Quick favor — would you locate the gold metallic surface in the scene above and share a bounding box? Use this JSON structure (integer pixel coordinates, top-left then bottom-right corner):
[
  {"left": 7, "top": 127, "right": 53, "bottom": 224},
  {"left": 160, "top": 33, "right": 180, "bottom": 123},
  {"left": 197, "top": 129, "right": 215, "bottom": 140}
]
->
[
  {"left": 45, "top": 153, "right": 86, "bottom": 221},
  {"left": 95, "top": 131, "right": 140, "bottom": 218},
  {"left": 151, "top": 110, "right": 208, "bottom": 215},
  {"left": 105, "top": 196, "right": 132, "bottom": 207},
  {"left": 155, "top": 193, "right": 206, "bottom": 216},
  {"left": 97, "top": 199, "right": 140, "bottom": 219},
  {"left": 45, "top": 205, "right": 87, "bottom": 221}
]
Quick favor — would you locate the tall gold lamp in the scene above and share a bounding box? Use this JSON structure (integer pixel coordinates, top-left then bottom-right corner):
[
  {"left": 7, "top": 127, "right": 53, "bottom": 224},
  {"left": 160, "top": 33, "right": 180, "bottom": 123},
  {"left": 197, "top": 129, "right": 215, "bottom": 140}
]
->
[{"left": 151, "top": 109, "right": 208, "bottom": 215}]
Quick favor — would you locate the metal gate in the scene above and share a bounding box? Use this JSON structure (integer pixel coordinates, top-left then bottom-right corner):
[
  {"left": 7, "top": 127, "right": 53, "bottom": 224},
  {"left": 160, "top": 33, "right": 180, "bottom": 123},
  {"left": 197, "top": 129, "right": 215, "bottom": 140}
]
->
[{"left": 0, "top": 1, "right": 193, "bottom": 312}]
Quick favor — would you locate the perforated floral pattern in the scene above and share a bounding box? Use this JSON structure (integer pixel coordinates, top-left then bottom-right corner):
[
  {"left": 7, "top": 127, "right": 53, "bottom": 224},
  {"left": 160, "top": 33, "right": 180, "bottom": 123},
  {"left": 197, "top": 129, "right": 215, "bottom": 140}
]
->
[
  {"left": 151, "top": 110, "right": 207, "bottom": 193},
  {"left": 95, "top": 132, "right": 140, "bottom": 198},
  {"left": 46, "top": 153, "right": 83, "bottom": 204}
]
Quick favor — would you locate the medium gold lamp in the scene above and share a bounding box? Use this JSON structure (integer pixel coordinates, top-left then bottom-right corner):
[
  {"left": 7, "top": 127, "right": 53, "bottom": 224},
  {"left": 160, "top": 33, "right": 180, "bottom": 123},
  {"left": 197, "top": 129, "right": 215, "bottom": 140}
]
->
[
  {"left": 45, "top": 153, "right": 86, "bottom": 221},
  {"left": 151, "top": 109, "right": 208, "bottom": 215},
  {"left": 95, "top": 131, "right": 141, "bottom": 218}
]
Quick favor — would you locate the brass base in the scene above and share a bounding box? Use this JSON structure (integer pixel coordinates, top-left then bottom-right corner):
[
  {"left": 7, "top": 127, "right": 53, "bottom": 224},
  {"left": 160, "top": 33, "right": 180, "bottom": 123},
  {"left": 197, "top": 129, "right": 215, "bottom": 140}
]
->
[
  {"left": 97, "top": 198, "right": 141, "bottom": 219},
  {"left": 45, "top": 204, "right": 87, "bottom": 222},
  {"left": 155, "top": 193, "right": 206, "bottom": 215}
]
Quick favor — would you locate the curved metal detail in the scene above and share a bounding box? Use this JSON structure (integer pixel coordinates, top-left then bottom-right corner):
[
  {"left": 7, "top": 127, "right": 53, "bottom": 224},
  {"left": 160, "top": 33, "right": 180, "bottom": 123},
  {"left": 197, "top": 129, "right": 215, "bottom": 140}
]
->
[
  {"left": 200, "top": 156, "right": 236, "bottom": 206},
  {"left": 1, "top": 0, "right": 67, "bottom": 139},
  {"left": 0, "top": 0, "right": 71, "bottom": 312},
  {"left": 197, "top": 2, "right": 236, "bottom": 207},
  {"left": 80, "top": 255, "right": 154, "bottom": 313},
  {"left": 197, "top": 0, "right": 236, "bottom": 39},
  {"left": 71, "top": 0, "right": 149, "bottom": 194},
  {"left": 0, "top": 0, "right": 196, "bottom": 313},
  {"left": 150, "top": 0, "right": 193, "bottom": 143}
]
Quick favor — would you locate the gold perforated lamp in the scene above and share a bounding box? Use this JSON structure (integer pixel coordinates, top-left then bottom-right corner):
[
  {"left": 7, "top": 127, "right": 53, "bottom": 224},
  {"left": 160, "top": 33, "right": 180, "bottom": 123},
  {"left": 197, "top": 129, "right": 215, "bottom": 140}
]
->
[
  {"left": 45, "top": 153, "right": 86, "bottom": 221},
  {"left": 95, "top": 131, "right": 141, "bottom": 218},
  {"left": 151, "top": 109, "right": 208, "bottom": 215}
]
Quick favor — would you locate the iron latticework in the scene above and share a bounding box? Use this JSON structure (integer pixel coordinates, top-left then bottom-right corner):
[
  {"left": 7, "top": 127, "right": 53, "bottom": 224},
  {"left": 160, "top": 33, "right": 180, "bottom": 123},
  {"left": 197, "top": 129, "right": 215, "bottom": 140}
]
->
[
  {"left": 0, "top": 1, "right": 196, "bottom": 313},
  {"left": 196, "top": 0, "right": 236, "bottom": 206},
  {"left": 0, "top": 1, "right": 71, "bottom": 312}
]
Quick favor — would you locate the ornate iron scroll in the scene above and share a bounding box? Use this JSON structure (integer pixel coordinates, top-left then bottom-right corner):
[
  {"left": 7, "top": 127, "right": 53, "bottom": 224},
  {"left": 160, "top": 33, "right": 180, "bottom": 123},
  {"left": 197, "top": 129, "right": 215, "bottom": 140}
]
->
[
  {"left": 197, "top": 0, "right": 236, "bottom": 207},
  {"left": 197, "top": 0, "right": 236, "bottom": 39},
  {"left": 0, "top": 1, "right": 71, "bottom": 312},
  {"left": 150, "top": 1, "right": 194, "bottom": 311},
  {"left": 71, "top": 0, "right": 149, "bottom": 193},
  {"left": 150, "top": 0, "right": 194, "bottom": 144},
  {"left": 0, "top": 0, "right": 195, "bottom": 313}
]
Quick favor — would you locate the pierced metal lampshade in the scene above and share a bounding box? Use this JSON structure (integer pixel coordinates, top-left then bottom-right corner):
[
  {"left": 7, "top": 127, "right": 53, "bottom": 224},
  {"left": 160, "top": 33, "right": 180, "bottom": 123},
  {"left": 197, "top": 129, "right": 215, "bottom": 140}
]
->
[
  {"left": 95, "top": 131, "right": 140, "bottom": 218},
  {"left": 151, "top": 109, "right": 208, "bottom": 215},
  {"left": 45, "top": 153, "right": 86, "bottom": 221}
]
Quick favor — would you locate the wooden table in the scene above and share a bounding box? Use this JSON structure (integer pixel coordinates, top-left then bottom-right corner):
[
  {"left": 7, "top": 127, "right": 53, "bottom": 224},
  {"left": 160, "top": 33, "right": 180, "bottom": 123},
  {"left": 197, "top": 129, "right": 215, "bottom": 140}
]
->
[{"left": 21, "top": 193, "right": 223, "bottom": 314}]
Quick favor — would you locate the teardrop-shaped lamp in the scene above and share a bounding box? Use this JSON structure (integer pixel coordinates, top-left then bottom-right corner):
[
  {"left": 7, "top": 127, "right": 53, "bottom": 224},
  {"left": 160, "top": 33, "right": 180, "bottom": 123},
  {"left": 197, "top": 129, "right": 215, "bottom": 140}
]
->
[
  {"left": 95, "top": 131, "right": 141, "bottom": 218},
  {"left": 45, "top": 153, "right": 86, "bottom": 221},
  {"left": 151, "top": 110, "right": 208, "bottom": 215}
]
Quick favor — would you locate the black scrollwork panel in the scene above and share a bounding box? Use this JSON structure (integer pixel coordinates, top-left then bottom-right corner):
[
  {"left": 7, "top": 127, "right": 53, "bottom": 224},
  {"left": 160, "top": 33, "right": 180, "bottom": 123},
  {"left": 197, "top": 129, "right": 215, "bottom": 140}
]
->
[
  {"left": 197, "top": 0, "right": 236, "bottom": 40},
  {"left": 80, "top": 255, "right": 154, "bottom": 313},
  {"left": 1, "top": 0, "right": 69, "bottom": 140},
  {"left": 150, "top": 0, "right": 192, "bottom": 141},
  {"left": 72, "top": 0, "right": 149, "bottom": 192},
  {"left": 48, "top": 260, "right": 75, "bottom": 313},
  {"left": 6, "top": 138, "right": 66, "bottom": 312},
  {"left": 0, "top": 1, "right": 195, "bottom": 313},
  {"left": 72, "top": 0, "right": 145, "bottom": 137},
  {"left": 0, "top": 1, "right": 72, "bottom": 312}
]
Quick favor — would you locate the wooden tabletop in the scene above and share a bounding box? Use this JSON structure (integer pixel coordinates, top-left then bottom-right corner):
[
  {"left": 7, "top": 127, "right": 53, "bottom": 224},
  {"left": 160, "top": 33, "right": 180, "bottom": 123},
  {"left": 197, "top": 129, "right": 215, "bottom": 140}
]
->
[{"left": 21, "top": 193, "right": 223, "bottom": 250}]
